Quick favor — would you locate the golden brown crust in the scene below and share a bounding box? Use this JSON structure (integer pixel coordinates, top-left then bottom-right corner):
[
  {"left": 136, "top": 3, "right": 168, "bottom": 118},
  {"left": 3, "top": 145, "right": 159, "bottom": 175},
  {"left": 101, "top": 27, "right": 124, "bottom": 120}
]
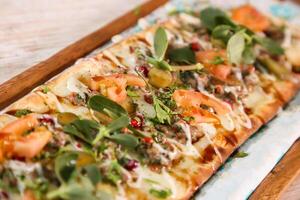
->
[
  {"left": 179, "top": 116, "right": 263, "bottom": 200},
  {"left": 272, "top": 80, "right": 299, "bottom": 103},
  {"left": 253, "top": 99, "right": 283, "bottom": 124},
  {"left": 4, "top": 93, "right": 50, "bottom": 114}
]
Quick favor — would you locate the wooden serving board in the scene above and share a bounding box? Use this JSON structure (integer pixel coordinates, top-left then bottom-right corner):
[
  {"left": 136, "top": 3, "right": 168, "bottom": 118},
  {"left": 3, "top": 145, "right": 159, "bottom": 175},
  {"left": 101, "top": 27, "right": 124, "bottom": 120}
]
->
[{"left": 0, "top": 0, "right": 299, "bottom": 199}]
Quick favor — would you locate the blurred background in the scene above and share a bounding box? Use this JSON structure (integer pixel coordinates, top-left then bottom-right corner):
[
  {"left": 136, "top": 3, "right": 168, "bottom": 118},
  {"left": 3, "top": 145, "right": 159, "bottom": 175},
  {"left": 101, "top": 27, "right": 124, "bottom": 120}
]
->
[{"left": 0, "top": 0, "right": 144, "bottom": 83}]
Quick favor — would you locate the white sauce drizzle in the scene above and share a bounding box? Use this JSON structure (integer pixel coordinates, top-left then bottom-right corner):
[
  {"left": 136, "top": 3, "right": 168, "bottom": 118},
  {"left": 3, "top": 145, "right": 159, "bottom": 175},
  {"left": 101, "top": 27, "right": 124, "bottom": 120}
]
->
[
  {"left": 197, "top": 123, "right": 223, "bottom": 163},
  {"left": 178, "top": 122, "right": 200, "bottom": 157}
]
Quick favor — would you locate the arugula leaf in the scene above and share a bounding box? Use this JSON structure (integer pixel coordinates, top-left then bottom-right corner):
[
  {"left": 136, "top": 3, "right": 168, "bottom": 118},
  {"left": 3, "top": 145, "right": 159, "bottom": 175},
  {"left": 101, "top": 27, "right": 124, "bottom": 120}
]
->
[
  {"left": 212, "top": 25, "right": 235, "bottom": 43},
  {"left": 84, "top": 164, "right": 102, "bottom": 186},
  {"left": 55, "top": 152, "right": 79, "bottom": 183},
  {"left": 63, "top": 119, "right": 99, "bottom": 144},
  {"left": 242, "top": 45, "right": 255, "bottom": 64},
  {"left": 153, "top": 96, "right": 171, "bottom": 124},
  {"left": 167, "top": 46, "right": 196, "bottom": 64},
  {"left": 253, "top": 36, "right": 284, "bottom": 56},
  {"left": 154, "top": 27, "right": 168, "bottom": 61},
  {"left": 108, "top": 134, "right": 139, "bottom": 149},
  {"left": 88, "top": 95, "right": 131, "bottom": 144},
  {"left": 147, "top": 57, "right": 172, "bottom": 71},
  {"left": 47, "top": 176, "right": 96, "bottom": 200},
  {"left": 15, "top": 109, "right": 32, "bottom": 117},
  {"left": 200, "top": 7, "right": 234, "bottom": 31},
  {"left": 94, "top": 115, "right": 130, "bottom": 144},
  {"left": 88, "top": 95, "right": 127, "bottom": 118},
  {"left": 149, "top": 188, "right": 172, "bottom": 199},
  {"left": 227, "top": 30, "right": 245, "bottom": 65}
]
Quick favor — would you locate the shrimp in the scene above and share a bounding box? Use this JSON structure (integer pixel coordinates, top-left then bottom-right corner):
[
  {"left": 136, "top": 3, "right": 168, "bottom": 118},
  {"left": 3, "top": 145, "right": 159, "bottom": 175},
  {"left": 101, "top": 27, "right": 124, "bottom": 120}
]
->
[
  {"left": 0, "top": 114, "right": 52, "bottom": 161},
  {"left": 173, "top": 89, "right": 231, "bottom": 116},
  {"left": 231, "top": 4, "right": 270, "bottom": 32},
  {"left": 196, "top": 50, "right": 231, "bottom": 81},
  {"left": 85, "top": 74, "right": 145, "bottom": 103}
]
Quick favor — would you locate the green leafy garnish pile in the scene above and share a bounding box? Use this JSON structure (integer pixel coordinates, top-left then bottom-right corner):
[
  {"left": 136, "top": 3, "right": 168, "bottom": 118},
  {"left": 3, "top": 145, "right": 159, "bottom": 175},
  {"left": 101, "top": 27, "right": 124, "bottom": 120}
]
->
[{"left": 200, "top": 7, "right": 284, "bottom": 65}]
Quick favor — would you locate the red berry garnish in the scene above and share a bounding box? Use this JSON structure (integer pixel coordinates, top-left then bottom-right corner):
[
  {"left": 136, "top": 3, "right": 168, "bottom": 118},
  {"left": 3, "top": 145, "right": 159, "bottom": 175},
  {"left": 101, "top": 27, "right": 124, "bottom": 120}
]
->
[
  {"left": 124, "top": 159, "right": 139, "bottom": 171},
  {"left": 138, "top": 66, "right": 149, "bottom": 77},
  {"left": 39, "top": 116, "right": 55, "bottom": 126},
  {"left": 190, "top": 42, "right": 202, "bottom": 51},
  {"left": 142, "top": 137, "right": 153, "bottom": 144},
  {"left": 130, "top": 118, "right": 140, "bottom": 128},
  {"left": 144, "top": 94, "right": 153, "bottom": 104}
]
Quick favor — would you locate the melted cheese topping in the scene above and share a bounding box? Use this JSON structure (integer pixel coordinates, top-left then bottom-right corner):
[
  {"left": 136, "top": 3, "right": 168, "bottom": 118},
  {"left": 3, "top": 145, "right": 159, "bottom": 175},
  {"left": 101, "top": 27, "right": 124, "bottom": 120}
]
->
[{"left": 66, "top": 76, "right": 89, "bottom": 99}]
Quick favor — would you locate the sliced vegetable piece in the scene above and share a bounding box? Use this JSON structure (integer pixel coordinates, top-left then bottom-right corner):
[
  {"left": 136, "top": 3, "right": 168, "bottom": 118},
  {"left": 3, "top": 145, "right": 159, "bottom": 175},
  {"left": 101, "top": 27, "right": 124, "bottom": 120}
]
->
[
  {"left": 13, "top": 130, "right": 52, "bottom": 159},
  {"left": 148, "top": 68, "right": 173, "bottom": 88},
  {"left": 173, "top": 89, "right": 231, "bottom": 115},
  {"left": 258, "top": 56, "right": 290, "bottom": 79},
  {"left": 231, "top": 4, "right": 270, "bottom": 32},
  {"left": 57, "top": 112, "right": 79, "bottom": 126}
]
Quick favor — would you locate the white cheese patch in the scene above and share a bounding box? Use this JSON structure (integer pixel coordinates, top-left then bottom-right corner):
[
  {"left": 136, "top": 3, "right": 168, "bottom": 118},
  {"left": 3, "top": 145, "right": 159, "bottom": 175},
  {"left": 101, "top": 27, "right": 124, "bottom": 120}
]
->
[
  {"left": 111, "top": 34, "right": 124, "bottom": 44},
  {"left": 179, "top": 13, "right": 201, "bottom": 26},
  {"left": 37, "top": 91, "right": 65, "bottom": 112},
  {"left": 217, "top": 113, "right": 235, "bottom": 131},
  {"left": 66, "top": 76, "right": 89, "bottom": 99},
  {"left": 243, "top": 86, "right": 273, "bottom": 109}
]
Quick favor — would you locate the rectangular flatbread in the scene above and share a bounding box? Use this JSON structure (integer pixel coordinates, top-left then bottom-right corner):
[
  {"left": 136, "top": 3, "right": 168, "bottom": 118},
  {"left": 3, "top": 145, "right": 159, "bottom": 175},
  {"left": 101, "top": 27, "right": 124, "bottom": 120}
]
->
[{"left": 1, "top": 3, "right": 300, "bottom": 200}]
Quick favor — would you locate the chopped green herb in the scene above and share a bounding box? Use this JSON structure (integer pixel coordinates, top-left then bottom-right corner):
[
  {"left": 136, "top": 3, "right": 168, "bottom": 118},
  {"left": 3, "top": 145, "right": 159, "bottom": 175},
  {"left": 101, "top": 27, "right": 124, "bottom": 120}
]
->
[
  {"left": 42, "top": 86, "right": 50, "bottom": 94},
  {"left": 15, "top": 109, "right": 32, "bottom": 117},
  {"left": 234, "top": 151, "right": 249, "bottom": 158},
  {"left": 126, "top": 88, "right": 140, "bottom": 97},
  {"left": 153, "top": 96, "right": 172, "bottom": 124},
  {"left": 183, "top": 116, "right": 195, "bottom": 122},
  {"left": 211, "top": 56, "right": 225, "bottom": 65},
  {"left": 106, "top": 161, "right": 122, "bottom": 185},
  {"left": 149, "top": 188, "right": 172, "bottom": 199}
]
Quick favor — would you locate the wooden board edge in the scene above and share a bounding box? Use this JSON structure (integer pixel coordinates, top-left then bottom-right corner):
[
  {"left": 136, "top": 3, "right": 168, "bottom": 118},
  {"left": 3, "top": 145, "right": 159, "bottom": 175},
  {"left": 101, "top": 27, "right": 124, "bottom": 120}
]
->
[
  {"left": 249, "top": 139, "right": 300, "bottom": 200},
  {"left": 0, "top": 0, "right": 169, "bottom": 110}
]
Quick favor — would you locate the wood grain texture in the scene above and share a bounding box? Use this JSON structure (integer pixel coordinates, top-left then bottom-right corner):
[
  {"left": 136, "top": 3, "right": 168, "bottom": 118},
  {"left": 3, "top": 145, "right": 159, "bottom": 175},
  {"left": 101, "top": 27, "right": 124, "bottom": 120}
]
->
[
  {"left": 0, "top": 0, "right": 169, "bottom": 110},
  {"left": 0, "top": 0, "right": 146, "bottom": 84},
  {"left": 249, "top": 140, "right": 300, "bottom": 200}
]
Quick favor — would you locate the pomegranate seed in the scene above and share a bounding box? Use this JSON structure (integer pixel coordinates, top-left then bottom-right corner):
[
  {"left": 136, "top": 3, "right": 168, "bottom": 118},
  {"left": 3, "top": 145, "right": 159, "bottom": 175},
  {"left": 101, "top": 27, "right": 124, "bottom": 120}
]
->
[
  {"left": 190, "top": 42, "right": 202, "bottom": 51},
  {"left": 142, "top": 137, "right": 153, "bottom": 144},
  {"left": 130, "top": 119, "right": 140, "bottom": 128},
  {"left": 138, "top": 66, "right": 149, "bottom": 77},
  {"left": 76, "top": 143, "right": 82, "bottom": 148},
  {"left": 144, "top": 95, "right": 153, "bottom": 104},
  {"left": 0, "top": 191, "right": 9, "bottom": 199},
  {"left": 124, "top": 159, "right": 139, "bottom": 171},
  {"left": 39, "top": 117, "right": 55, "bottom": 126},
  {"left": 224, "top": 99, "right": 234, "bottom": 109}
]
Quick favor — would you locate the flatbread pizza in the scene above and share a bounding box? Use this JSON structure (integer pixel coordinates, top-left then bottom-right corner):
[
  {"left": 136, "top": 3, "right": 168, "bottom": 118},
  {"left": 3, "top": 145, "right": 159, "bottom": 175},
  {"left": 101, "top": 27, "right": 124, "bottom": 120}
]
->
[{"left": 0, "top": 4, "right": 300, "bottom": 200}]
